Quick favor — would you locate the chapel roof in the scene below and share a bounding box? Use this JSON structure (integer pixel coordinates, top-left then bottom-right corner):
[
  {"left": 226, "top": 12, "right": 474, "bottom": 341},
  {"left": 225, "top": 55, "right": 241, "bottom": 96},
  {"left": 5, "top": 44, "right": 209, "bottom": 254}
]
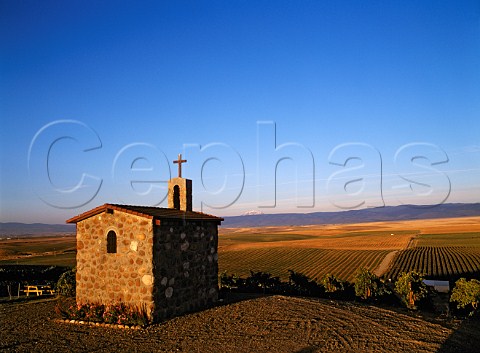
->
[{"left": 66, "top": 203, "right": 223, "bottom": 224}]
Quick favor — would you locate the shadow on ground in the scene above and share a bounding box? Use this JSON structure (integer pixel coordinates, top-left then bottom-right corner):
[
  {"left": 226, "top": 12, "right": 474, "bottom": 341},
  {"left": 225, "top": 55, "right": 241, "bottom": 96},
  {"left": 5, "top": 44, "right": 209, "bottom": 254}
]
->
[{"left": 437, "top": 318, "right": 480, "bottom": 353}]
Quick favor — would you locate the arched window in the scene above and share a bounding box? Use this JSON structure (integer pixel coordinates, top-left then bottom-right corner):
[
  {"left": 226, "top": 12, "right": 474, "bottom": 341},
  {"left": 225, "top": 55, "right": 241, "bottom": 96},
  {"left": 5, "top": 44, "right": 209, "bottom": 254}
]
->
[
  {"left": 107, "top": 230, "right": 117, "bottom": 253},
  {"left": 173, "top": 185, "right": 180, "bottom": 210}
]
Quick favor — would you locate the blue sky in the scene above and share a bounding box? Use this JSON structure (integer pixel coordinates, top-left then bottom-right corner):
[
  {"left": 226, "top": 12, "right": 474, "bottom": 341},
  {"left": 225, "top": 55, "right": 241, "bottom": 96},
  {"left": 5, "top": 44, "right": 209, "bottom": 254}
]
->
[{"left": 1, "top": 0, "right": 479, "bottom": 223}]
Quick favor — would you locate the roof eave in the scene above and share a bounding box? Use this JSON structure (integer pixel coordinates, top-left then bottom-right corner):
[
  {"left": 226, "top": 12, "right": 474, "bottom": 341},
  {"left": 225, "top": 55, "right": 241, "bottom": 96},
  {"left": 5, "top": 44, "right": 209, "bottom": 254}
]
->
[
  {"left": 66, "top": 204, "right": 224, "bottom": 224},
  {"left": 66, "top": 204, "right": 110, "bottom": 224}
]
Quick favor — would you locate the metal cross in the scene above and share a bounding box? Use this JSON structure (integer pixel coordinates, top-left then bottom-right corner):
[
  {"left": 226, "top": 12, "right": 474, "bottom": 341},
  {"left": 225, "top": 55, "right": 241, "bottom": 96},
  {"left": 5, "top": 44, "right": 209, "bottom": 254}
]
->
[{"left": 173, "top": 154, "right": 187, "bottom": 178}]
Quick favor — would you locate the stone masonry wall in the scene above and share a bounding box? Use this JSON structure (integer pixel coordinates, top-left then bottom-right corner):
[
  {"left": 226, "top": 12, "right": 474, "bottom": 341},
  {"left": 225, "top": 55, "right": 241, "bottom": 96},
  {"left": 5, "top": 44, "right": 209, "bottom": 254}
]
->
[
  {"left": 152, "top": 220, "right": 219, "bottom": 321},
  {"left": 76, "top": 211, "right": 154, "bottom": 316}
]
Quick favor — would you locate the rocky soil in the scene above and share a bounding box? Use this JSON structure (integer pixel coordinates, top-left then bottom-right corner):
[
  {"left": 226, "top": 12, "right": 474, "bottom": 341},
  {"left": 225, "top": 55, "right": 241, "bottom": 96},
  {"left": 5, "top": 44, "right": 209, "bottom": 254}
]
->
[{"left": 1, "top": 295, "right": 479, "bottom": 352}]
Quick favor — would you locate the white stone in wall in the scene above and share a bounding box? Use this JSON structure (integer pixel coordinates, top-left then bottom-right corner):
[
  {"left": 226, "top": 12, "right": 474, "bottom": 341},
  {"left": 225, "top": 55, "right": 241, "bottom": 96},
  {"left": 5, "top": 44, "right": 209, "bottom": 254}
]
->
[
  {"left": 180, "top": 232, "right": 186, "bottom": 239},
  {"left": 130, "top": 241, "right": 138, "bottom": 251},
  {"left": 183, "top": 262, "right": 190, "bottom": 270},
  {"left": 165, "top": 287, "right": 173, "bottom": 298},
  {"left": 160, "top": 277, "right": 168, "bottom": 286},
  {"left": 142, "top": 275, "right": 153, "bottom": 286}
]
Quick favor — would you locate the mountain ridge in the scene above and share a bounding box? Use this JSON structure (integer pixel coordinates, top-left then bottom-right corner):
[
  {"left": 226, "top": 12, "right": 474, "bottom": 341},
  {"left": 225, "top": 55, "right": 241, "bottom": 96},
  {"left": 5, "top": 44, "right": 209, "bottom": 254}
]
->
[
  {"left": 0, "top": 222, "right": 75, "bottom": 236},
  {"left": 222, "top": 203, "right": 480, "bottom": 227},
  {"left": 1, "top": 203, "right": 479, "bottom": 234}
]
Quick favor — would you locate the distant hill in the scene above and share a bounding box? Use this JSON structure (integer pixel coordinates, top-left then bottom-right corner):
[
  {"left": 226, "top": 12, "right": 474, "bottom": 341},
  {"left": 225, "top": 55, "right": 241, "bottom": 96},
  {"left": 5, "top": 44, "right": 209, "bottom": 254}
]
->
[
  {"left": 222, "top": 203, "right": 480, "bottom": 228},
  {"left": 0, "top": 222, "right": 75, "bottom": 236},
  {"left": 2, "top": 203, "right": 479, "bottom": 234}
]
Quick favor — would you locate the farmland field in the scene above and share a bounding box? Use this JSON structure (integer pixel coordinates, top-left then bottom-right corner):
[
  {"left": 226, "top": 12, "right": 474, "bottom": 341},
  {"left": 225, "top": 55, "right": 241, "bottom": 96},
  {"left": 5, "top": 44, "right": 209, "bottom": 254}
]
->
[
  {"left": 217, "top": 227, "right": 414, "bottom": 281},
  {"left": 0, "top": 236, "right": 76, "bottom": 267},
  {"left": 385, "top": 231, "right": 480, "bottom": 280},
  {"left": 219, "top": 248, "right": 390, "bottom": 282},
  {"left": 219, "top": 230, "right": 416, "bottom": 251},
  {"left": 218, "top": 216, "right": 480, "bottom": 282},
  {"left": 413, "top": 232, "right": 480, "bottom": 247},
  {"left": 1, "top": 217, "right": 480, "bottom": 283}
]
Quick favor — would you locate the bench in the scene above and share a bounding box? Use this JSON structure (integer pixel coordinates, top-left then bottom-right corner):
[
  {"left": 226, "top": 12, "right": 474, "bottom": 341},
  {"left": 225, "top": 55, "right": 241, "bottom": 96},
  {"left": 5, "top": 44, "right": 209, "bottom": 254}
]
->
[{"left": 22, "top": 285, "right": 55, "bottom": 296}]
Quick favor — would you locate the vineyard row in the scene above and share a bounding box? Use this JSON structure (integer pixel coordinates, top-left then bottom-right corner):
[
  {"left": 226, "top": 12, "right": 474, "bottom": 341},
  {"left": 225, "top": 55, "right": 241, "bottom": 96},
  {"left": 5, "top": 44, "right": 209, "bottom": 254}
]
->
[
  {"left": 219, "top": 248, "right": 390, "bottom": 282},
  {"left": 386, "top": 246, "right": 480, "bottom": 280}
]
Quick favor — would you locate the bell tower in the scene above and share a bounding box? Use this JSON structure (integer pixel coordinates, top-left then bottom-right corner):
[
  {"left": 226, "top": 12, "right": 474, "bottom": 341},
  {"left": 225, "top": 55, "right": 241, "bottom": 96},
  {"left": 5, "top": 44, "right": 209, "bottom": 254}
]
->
[{"left": 168, "top": 154, "right": 192, "bottom": 211}]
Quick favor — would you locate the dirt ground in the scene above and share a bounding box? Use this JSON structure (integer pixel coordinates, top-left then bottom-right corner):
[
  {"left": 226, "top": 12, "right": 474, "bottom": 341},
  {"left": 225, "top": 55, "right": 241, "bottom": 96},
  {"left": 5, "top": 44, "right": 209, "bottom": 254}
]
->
[{"left": 1, "top": 295, "right": 479, "bottom": 353}]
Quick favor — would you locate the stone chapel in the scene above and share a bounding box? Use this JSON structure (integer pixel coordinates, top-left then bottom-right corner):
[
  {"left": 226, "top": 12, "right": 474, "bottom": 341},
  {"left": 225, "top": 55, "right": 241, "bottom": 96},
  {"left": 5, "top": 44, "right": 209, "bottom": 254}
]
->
[{"left": 66, "top": 154, "right": 223, "bottom": 322}]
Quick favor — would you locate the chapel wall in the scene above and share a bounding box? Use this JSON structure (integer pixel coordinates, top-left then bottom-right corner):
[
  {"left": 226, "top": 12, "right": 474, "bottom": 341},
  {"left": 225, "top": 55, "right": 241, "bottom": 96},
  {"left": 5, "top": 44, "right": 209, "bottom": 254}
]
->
[
  {"left": 152, "top": 220, "right": 219, "bottom": 321},
  {"left": 75, "top": 210, "right": 155, "bottom": 316}
]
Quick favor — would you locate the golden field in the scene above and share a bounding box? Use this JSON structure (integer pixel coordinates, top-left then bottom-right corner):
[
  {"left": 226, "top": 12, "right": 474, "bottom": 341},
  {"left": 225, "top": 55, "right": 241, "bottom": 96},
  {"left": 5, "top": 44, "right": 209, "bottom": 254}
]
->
[
  {"left": 1, "top": 216, "right": 479, "bottom": 282},
  {"left": 218, "top": 216, "right": 480, "bottom": 281}
]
